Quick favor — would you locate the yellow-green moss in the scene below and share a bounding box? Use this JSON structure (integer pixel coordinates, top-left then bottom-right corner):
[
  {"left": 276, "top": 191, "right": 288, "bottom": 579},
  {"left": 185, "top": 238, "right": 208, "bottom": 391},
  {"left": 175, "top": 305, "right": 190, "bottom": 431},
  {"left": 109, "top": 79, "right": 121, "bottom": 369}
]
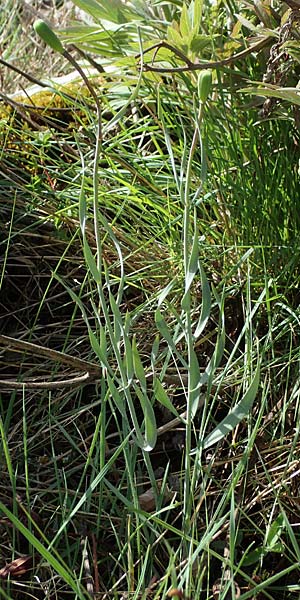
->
[{"left": 0, "top": 76, "right": 103, "bottom": 179}]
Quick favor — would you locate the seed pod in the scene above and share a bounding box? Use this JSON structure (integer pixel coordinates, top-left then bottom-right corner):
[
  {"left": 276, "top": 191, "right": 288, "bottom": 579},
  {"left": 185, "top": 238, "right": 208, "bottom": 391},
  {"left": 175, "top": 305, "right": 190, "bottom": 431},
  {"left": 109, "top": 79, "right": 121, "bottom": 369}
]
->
[
  {"left": 34, "top": 19, "right": 64, "bottom": 55},
  {"left": 198, "top": 69, "right": 212, "bottom": 104}
]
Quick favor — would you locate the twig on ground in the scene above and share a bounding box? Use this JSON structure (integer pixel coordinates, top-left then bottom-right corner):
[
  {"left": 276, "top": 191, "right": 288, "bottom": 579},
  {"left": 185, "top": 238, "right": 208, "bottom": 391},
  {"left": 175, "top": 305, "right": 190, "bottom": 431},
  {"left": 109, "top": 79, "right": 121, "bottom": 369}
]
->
[{"left": 0, "top": 334, "right": 101, "bottom": 374}]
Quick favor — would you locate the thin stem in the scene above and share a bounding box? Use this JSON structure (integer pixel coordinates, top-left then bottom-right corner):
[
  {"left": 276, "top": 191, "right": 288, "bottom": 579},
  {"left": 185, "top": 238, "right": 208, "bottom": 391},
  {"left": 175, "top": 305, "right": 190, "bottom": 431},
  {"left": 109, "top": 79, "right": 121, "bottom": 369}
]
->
[
  {"left": 182, "top": 101, "right": 205, "bottom": 539},
  {"left": 63, "top": 49, "right": 103, "bottom": 274}
]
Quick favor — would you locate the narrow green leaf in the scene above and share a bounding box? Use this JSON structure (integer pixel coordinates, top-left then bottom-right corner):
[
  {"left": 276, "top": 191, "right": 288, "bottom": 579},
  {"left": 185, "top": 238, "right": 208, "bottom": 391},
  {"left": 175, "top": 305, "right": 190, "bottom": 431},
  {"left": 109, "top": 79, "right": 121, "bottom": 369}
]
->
[
  {"left": 154, "top": 377, "right": 180, "bottom": 418},
  {"left": 49, "top": 434, "right": 131, "bottom": 548},
  {"left": 198, "top": 288, "right": 225, "bottom": 386},
  {"left": 107, "top": 375, "right": 127, "bottom": 418},
  {"left": 180, "top": 3, "right": 190, "bottom": 39},
  {"left": 203, "top": 360, "right": 260, "bottom": 449},
  {"left": 155, "top": 309, "right": 176, "bottom": 352},
  {"left": 53, "top": 274, "right": 109, "bottom": 369},
  {"left": 189, "top": 347, "right": 201, "bottom": 419},
  {"left": 88, "top": 329, "right": 109, "bottom": 368},
  {"left": 155, "top": 309, "right": 188, "bottom": 368},
  {"left": 201, "top": 314, "right": 225, "bottom": 386},
  {"left": 191, "top": 0, "right": 203, "bottom": 31},
  {"left": 132, "top": 336, "right": 147, "bottom": 393},
  {"left": 0, "top": 503, "right": 86, "bottom": 599},
  {"left": 194, "top": 261, "right": 211, "bottom": 339},
  {"left": 241, "top": 85, "right": 300, "bottom": 107},
  {"left": 167, "top": 25, "right": 184, "bottom": 50},
  {"left": 157, "top": 280, "right": 174, "bottom": 307},
  {"left": 281, "top": 509, "right": 300, "bottom": 562},
  {"left": 61, "top": 24, "right": 128, "bottom": 57},
  {"left": 155, "top": 308, "right": 175, "bottom": 350},
  {"left": 109, "top": 291, "right": 124, "bottom": 344},
  {"left": 78, "top": 183, "right": 87, "bottom": 235},
  {"left": 133, "top": 384, "right": 157, "bottom": 451},
  {"left": 83, "top": 238, "right": 101, "bottom": 284},
  {"left": 72, "top": 0, "right": 128, "bottom": 24},
  {"left": 121, "top": 393, "right": 145, "bottom": 450},
  {"left": 0, "top": 417, "right": 15, "bottom": 490},
  {"left": 100, "top": 324, "right": 107, "bottom": 358},
  {"left": 236, "top": 14, "right": 258, "bottom": 31},
  {"left": 151, "top": 334, "right": 160, "bottom": 371},
  {"left": 103, "top": 27, "right": 144, "bottom": 134},
  {"left": 123, "top": 312, "right": 133, "bottom": 381},
  {"left": 266, "top": 514, "right": 285, "bottom": 550},
  {"left": 158, "top": 88, "right": 180, "bottom": 191},
  {"left": 182, "top": 224, "right": 199, "bottom": 310}
]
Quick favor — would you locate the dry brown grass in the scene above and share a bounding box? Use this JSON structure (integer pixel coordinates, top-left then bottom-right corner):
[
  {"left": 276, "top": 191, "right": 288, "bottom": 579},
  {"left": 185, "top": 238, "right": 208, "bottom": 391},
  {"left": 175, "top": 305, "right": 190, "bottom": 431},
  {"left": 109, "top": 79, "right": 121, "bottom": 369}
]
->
[{"left": 1, "top": 0, "right": 78, "bottom": 93}]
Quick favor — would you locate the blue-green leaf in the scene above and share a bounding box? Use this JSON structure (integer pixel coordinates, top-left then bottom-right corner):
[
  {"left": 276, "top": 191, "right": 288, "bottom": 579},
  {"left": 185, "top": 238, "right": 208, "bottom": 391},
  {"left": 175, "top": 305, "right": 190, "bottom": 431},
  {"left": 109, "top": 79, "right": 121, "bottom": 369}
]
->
[
  {"left": 133, "top": 383, "right": 157, "bottom": 451},
  {"left": 202, "top": 360, "right": 260, "bottom": 449},
  {"left": 189, "top": 347, "right": 201, "bottom": 419},
  {"left": 194, "top": 261, "right": 211, "bottom": 339},
  {"left": 107, "top": 375, "right": 127, "bottom": 418},
  {"left": 132, "top": 336, "right": 147, "bottom": 393},
  {"left": 83, "top": 238, "right": 101, "bottom": 284},
  {"left": 182, "top": 224, "right": 199, "bottom": 310},
  {"left": 123, "top": 312, "right": 133, "bottom": 381},
  {"left": 154, "top": 377, "right": 180, "bottom": 418},
  {"left": 88, "top": 329, "right": 109, "bottom": 369}
]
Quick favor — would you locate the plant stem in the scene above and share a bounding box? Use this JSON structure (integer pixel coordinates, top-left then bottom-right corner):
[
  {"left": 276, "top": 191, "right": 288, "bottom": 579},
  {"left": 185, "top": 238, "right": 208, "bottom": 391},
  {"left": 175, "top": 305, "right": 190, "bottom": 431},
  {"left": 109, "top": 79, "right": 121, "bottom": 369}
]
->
[
  {"left": 63, "top": 49, "right": 103, "bottom": 274},
  {"left": 183, "top": 101, "right": 205, "bottom": 539}
]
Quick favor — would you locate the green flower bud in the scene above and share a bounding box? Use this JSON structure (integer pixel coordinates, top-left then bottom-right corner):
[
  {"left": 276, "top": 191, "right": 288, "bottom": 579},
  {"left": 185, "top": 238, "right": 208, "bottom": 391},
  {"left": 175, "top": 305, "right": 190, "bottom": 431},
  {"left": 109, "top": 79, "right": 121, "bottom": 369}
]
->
[
  {"left": 34, "top": 19, "right": 64, "bottom": 55},
  {"left": 198, "top": 69, "right": 212, "bottom": 104}
]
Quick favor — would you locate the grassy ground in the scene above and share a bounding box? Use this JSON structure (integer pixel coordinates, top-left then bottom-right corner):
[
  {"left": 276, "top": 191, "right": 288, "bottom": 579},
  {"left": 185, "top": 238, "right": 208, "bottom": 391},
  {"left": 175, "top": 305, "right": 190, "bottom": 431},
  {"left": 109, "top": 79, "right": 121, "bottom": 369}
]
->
[{"left": 1, "top": 1, "right": 300, "bottom": 599}]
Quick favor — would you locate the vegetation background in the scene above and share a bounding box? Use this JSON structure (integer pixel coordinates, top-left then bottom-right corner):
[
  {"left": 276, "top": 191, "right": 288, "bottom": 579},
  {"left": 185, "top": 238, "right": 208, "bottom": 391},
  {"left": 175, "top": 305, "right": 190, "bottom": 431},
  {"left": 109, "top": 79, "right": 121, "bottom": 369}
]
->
[{"left": 1, "top": 0, "right": 300, "bottom": 598}]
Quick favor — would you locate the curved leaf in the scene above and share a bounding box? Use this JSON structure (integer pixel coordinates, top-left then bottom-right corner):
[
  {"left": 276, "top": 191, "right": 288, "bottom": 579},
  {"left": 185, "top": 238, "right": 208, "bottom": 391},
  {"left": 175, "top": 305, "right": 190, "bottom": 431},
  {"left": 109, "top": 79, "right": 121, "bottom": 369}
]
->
[{"left": 202, "top": 360, "right": 260, "bottom": 449}]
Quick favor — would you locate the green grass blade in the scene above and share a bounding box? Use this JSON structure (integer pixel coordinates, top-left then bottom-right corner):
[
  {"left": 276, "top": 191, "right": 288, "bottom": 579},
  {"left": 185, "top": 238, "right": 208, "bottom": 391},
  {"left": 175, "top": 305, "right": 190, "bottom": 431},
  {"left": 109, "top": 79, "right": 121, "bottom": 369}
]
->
[
  {"left": 153, "top": 377, "right": 181, "bottom": 418},
  {"left": 202, "top": 359, "right": 260, "bottom": 449},
  {"left": 83, "top": 237, "right": 101, "bottom": 284},
  {"left": 132, "top": 335, "right": 147, "bottom": 393},
  {"left": 107, "top": 374, "right": 127, "bottom": 418},
  {"left": 194, "top": 261, "right": 211, "bottom": 339},
  {"left": 133, "top": 383, "right": 157, "bottom": 451},
  {"left": 181, "top": 223, "right": 199, "bottom": 311},
  {"left": 189, "top": 346, "right": 201, "bottom": 419},
  {"left": 0, "top": 502, "right": 88, "bottom": 599}
]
